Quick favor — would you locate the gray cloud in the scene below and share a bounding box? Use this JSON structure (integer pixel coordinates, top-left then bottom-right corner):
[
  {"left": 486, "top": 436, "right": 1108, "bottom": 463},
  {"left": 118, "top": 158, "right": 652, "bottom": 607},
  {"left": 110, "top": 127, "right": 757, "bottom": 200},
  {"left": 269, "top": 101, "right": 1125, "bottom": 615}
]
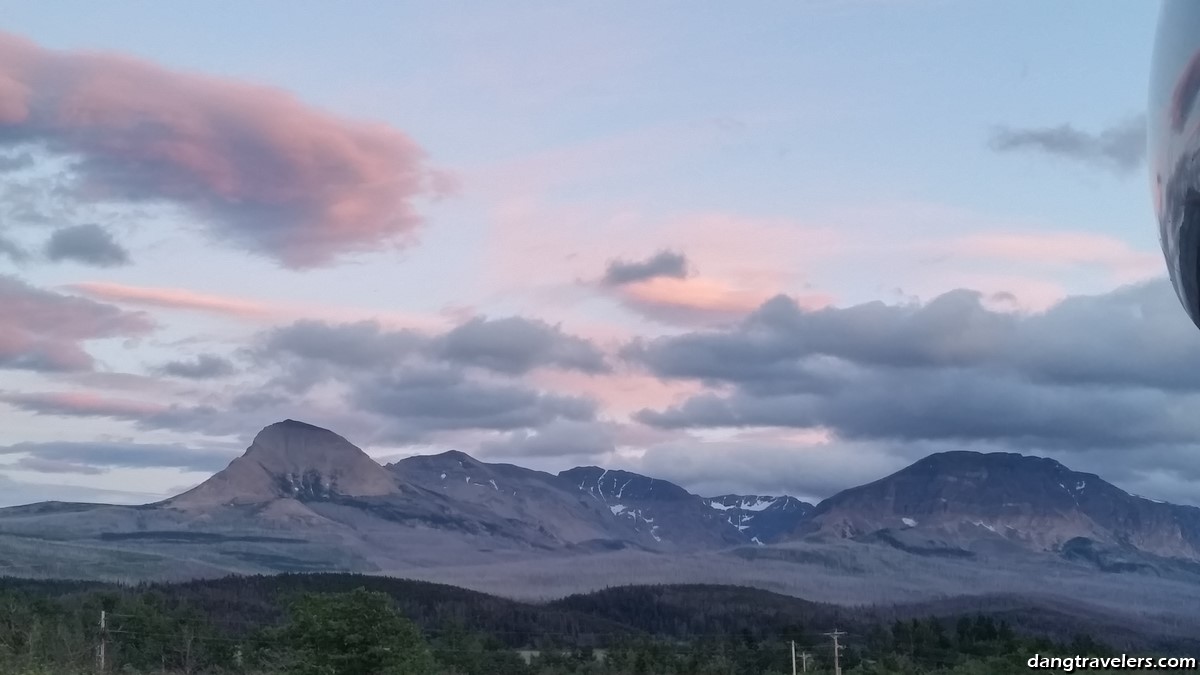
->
[
  {"left": 0, "top": 233, "right": 27, "bottom": 262},
  {"left": 630, "top": 279, "right": 1200, "bottom": 454},
  {"left": 0, "top": 391, "right": 163, "bottom": 418},
  {"left": 636, "top": 370, "right": 1200, "bottom": 450},
  {"left": 154, "top": 354, "right": 237, "bottom": 380},
  {"left": 431, "top": 316, "right": 609, "bottom": 374},
  {"left": 140, "top": 400, "right": 374, "bottom": 444},
  {"left": 83, "top": 315, "right": 614, "bottom": 445},
  {"left": 260, "top": 316, "right": 608, "bottom": 379},
  {"left": 0, "top": 32, "right": 447, "bottom": 269},
  {"left": 989, "top": 116, "right": 1146, "bottom": 174},
  {"left": 478, "top": 420, "right": 616, "bottom": 459},
  {"left": 12, "top": 272, "right": 1200, "bottom": 507},
  {"left": 5, "top": 397, "right": 269, "bottom": 452},
  {"left": 13, "top": 456, "right": 107, "bottom": 475},
  {"left": 260, "top": 320, "right": 424, "bottom": 371},
  {"left": 0, "top": 371, "right": 559, "bottom": 451},
  {"left": 44, "top": 223, "right": 131, "bottom": 267},
  {"left": 0, "top": 440, "right": 238, "bottom": 473},
  {"left": 602, "top": 250, "right": 690, "bottom": 286},
  {"left": 627, "top": 281, "right": 1200, "bottom": 393},
  {"left": 0, "top": 275, "right": 154, "bottom": 372},
  {"left": 352, "top": 364, "right": 597, "bottom": 441}
]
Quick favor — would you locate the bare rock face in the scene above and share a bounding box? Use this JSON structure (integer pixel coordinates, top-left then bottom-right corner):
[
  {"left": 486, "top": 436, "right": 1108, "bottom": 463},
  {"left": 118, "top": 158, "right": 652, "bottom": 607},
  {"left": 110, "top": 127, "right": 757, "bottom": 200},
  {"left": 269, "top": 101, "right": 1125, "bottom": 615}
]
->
[{"left": 167, "top": 420, "right": 399, "bottom": 509}]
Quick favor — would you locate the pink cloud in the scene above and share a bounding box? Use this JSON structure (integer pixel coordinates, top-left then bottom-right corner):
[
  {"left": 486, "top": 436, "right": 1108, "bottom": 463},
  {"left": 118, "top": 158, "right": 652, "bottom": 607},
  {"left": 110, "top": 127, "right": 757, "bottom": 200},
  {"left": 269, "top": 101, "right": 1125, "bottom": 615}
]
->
[
  {"left": 68, "top": 281, "right": 277, "bottom": 319},
  {"left": 623, "top": 277, "right": 764, "bottom": 314},
  {"left": 615, "top": 276, "right": 834, "bottom": 326},
  {"left": 0, "top": 275, "right": 154, "bottom": 372},
  {"left": 66, "top": 281, "right": 449, "bottom": 331},
  {"left": 484, "top": 192, "right": 1150, "bottom": 330},
  {"left": 483, "top": 204, "right": 843, "bottom": 325},
  {"left": 529, "top": 368, "right": 709, "bottom": 418},
  {"left": 0, "top": 391, "right": 165, "bottom": 418},
  {"left": 0, "top": 31, "right": 447, "bottom": 268}
]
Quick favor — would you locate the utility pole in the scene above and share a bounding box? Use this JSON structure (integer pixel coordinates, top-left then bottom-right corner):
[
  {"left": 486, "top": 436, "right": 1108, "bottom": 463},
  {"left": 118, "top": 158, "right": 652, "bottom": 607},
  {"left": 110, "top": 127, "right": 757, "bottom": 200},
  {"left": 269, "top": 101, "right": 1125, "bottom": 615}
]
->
[
  {"left": 824, "top": 629, "right": 846, "bottom": 675},
  {"left": 791, "top": 641, "right": 812, "bottom": 674},
  {"left": 97, "top": 610, "right": 106, "bottom": 673}
]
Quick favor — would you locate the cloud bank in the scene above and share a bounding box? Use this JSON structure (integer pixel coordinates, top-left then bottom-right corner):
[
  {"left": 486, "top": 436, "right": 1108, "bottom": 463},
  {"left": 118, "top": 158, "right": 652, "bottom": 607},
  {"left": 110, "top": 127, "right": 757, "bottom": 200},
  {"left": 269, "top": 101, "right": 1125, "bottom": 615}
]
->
[
  {"left": 629, "top": 280, "right": 1200, "bottom": 453},
  {"left": 0, "top": 31, "right": 449, "bottom": 268}
]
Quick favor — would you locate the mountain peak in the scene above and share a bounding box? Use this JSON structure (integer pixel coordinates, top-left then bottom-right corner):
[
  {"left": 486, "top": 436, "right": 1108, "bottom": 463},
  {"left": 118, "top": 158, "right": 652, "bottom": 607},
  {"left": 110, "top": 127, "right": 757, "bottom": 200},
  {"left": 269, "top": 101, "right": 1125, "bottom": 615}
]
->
[
  {"left": 915, "top": 450, "right": 1069, "bottom": 470},
  {"left": 167, "top": 420, "right": 399, "bottom": 509},
  {"left": 245, "top": 420, "right": 357, "bottom": 464},
  {"left": 273, "top": 419, "right": 330, "bottom": 432},
  {"left": 386, "top": 449, "right": 484, "bottom": 474},
  {"left": 433, "top": 449, "right": 480, "bottom": 464},
  {"left": 815, "top": 450, "right": 1107, "bottom": 519}
]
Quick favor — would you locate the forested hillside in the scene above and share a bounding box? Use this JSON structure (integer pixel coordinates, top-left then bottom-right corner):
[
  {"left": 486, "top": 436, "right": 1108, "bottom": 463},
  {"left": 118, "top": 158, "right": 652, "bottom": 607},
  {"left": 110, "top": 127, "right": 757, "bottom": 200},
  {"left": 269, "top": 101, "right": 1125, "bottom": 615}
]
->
[{"left": 0, "top": 574, "right": 1194, "bottom": 674}]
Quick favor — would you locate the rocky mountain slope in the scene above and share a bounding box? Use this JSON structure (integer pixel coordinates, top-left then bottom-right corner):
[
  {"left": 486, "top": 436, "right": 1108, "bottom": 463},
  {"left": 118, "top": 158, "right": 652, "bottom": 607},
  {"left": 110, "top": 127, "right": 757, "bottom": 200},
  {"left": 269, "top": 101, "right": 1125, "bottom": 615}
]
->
[
  {"left": 167, "top": 420, "right": 400, "bottom": 509},
  {"left": 705, "top": 495, "right": 814, "bottom": 544},
  {"left": 799, "top": 450, "right": 1200, "bottom": 562},
  {"left": 387, "top": 450, "right": 658, "bottom": 551},
  {"left": 558, "top": 467, "right": 749, "bottom": 549}
]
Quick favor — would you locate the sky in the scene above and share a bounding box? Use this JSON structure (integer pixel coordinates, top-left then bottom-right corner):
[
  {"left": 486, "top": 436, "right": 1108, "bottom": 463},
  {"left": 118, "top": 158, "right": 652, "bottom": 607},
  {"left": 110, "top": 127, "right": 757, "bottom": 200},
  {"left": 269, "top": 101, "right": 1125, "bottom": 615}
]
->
[{"left": 0, "top": 0, "right": 1190, "bottom": 507}]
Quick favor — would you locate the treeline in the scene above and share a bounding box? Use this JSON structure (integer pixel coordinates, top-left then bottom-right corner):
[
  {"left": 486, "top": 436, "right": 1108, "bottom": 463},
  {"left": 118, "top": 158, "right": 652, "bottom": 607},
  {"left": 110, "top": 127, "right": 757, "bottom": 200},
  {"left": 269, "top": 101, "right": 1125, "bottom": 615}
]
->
[{"left": 0, "top": 574, "right": 1187, "bottom": 674}]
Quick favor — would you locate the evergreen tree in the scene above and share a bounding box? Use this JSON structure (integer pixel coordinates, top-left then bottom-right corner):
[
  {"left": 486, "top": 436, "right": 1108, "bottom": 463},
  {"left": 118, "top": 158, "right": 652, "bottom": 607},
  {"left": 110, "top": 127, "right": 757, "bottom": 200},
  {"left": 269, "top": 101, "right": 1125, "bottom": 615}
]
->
[{"left": 275, "top": 587, "right": 435, "bottom": 675}]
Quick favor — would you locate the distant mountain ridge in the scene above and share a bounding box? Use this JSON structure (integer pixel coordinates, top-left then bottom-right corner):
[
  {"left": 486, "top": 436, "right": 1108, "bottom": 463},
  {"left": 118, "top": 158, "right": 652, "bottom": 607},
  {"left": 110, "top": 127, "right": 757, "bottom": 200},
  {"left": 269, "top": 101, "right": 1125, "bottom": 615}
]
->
[
  {"left": 802, "top": 450, "right": 1200, "bottom": 562},
  {"left": 4, "top": 420, "right": 1200, "bottom": 581}
]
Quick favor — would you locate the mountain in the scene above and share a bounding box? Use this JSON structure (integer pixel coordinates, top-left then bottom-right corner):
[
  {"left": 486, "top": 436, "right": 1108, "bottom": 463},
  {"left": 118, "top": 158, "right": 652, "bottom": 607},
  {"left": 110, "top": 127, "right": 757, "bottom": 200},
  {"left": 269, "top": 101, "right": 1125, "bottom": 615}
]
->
[
  {"left": 387, "top": 450, "right": 658, "bottom": 551},
  {"left": 704, "top": 495, "right": 813, "bottom": 544},
  {"left": 11, "top": 418, "right": 1200, "bottom": 616},
  {"left": 167, "top": 420, "right": 400, "bottom": 509},
  {"left": 0, "top": 421, "right": 677, "bottom": 578},
  {"left": 800, "top": 450, "right": 1200, "bottom": 562},
  {"left": 558, "top": 467, "right": 749, "bottom": 549}
]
